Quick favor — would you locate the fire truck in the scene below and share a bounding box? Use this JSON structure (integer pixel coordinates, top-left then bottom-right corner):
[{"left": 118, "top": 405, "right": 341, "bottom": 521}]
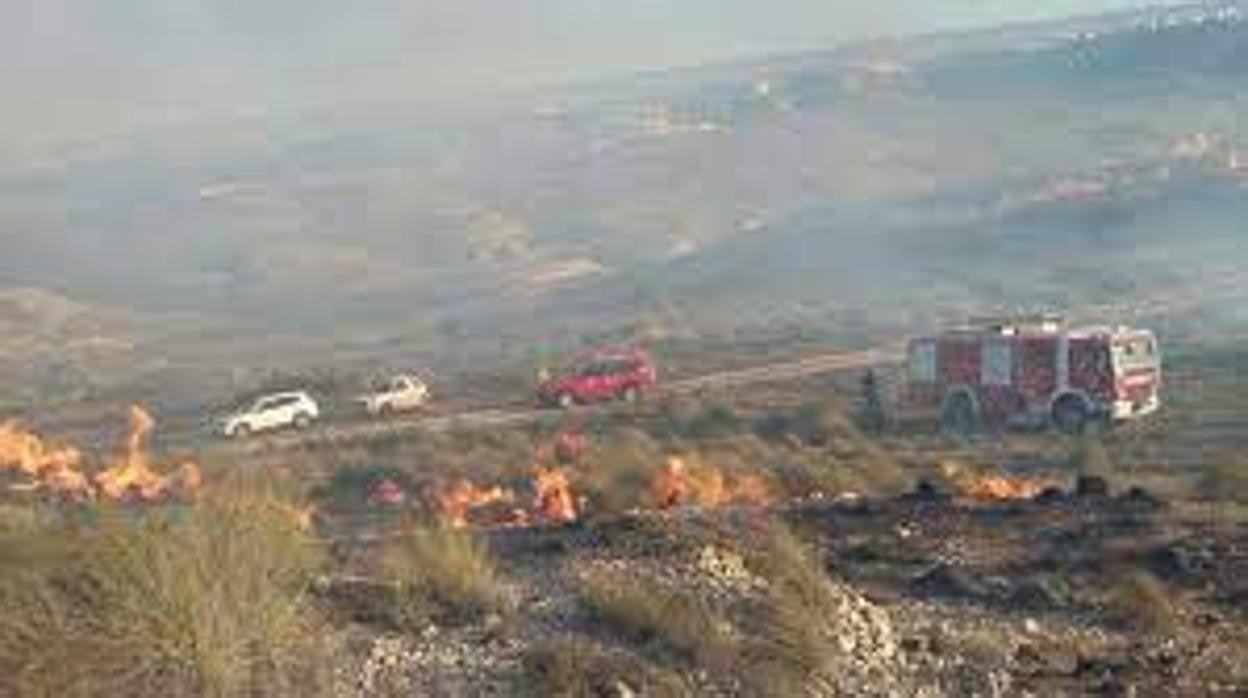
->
[{"left": 904, "top": 315, "right": 1161, "bottom": 433}]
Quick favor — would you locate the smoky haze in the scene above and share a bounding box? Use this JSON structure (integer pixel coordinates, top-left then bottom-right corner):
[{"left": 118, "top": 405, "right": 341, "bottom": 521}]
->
[
  {"left": 3, "top": 0, "right": 1182, "bottom": 155},
  {"left": 1, "top": 0, "right": 1239, "bottom": 415}
]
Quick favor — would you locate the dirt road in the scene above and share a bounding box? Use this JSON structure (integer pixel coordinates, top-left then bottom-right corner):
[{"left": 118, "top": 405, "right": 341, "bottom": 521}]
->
[{"left": 212, "top": 345, "right": 904, "bottom": 457}]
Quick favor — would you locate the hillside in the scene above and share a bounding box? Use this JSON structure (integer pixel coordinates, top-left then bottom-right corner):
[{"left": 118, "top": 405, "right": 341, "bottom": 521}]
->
[{"left": 2, "top": 2, "right": 1247, "bottom": 408}]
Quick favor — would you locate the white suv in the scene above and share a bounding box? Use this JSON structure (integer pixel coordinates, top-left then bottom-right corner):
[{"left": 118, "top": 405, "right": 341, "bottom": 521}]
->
[{"left": 220, "top": 391, "right": 320, "bottom": 438}]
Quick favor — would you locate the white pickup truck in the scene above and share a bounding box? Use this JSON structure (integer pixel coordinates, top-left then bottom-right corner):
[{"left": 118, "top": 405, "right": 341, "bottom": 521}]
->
[{"left": 357, "top": 374, "right": 431, "bottom": 417}]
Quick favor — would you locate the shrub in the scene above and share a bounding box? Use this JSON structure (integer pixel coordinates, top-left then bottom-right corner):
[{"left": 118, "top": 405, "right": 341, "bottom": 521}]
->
[
  {"left": 581, "top": 429, "right": 665, "bottom": 517},
  {"left": 0, "top": 477, "right": 332, "bottom": 698},
  {"left": 376, "top": 526, "right": 505, "bottom": 628},
  {"left": 580, "top": 576, "right": 736, "bottom": 669},
  {"left": 1198, "top": 460, "right": 1248, "bottom": 505},
  {"left": 792, "top": 399, "right": 853, "bottom": 446},
  {"left": 737, "top": 526, "right": 844, "bottom": 697},
  {"left": 522, "top": 639, "right": 691, "bottom": 698},
  {"left": 1106, "top": 570, "right": 1178, "bottom": 635}
]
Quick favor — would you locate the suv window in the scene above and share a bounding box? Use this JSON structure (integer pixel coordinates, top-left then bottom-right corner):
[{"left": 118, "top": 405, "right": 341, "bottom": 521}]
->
[
  {"left": 260, "top": 396, "right": 299, "bottom": 410},
  {"left": 602, "top": 358, "right": 637, "bottom": 374},
  {"left": 578, "top": 362, "right": 605, "bottom": 377}
]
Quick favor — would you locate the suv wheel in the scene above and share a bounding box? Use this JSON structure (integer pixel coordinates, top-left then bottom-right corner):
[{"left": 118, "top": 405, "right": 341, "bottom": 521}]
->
[
  {"left": 232, "top": 423, "right": 252, "bottom": 439},
  {"left": 293, "top": 413, "right": 313, "bottom": 430}
]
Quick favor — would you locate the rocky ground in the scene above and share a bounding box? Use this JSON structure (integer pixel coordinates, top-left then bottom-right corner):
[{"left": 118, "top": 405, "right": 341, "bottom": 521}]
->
[{"left": 317, "top": 475, "right": 1248, "bottom": 697}]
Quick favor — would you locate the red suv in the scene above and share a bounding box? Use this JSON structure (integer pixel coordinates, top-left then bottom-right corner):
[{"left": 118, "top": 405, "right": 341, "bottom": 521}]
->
[{"left": 536, "top": 347, "right": 658, "bottom": 408}]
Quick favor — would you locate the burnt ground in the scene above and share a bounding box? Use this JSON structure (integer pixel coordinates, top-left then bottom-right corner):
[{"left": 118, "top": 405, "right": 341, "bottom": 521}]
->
[
  {"left": 5, "top": 341, "right": 1244, "bottom": 696},
  {"left": 311, "top": 474, "right": 1248, "bottom": 697},
  {"left": 293, "top": 343, "right": 1248, "bottom": 697}
]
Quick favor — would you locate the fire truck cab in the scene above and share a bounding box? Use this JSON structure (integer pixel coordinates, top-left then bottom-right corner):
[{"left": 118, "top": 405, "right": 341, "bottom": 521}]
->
[{"left": 905, "top": 315, "right": 1161, "bottom": 433}]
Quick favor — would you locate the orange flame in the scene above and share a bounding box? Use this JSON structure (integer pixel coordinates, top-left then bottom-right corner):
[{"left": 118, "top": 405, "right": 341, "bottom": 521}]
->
[
  {"left": 532, "top": 465, "right": 578, "bottom": 524},
  {"left": 425, "top": 478, "right": 516, "bottom": 529},
  {"left": 0, "top": 407, "right": 200, "bottom": 503},
  {"left": 95, "top": 406, "right": 171, "bottom": 501},
  {"left": 0, "top": 421, "right": 92, "bottom": 499},
  {"left": 938, "top": 461, "right": 1051, "bottom": 502},
  {"left": 649, "top": 456, "right": 771, "bottom": 510},
  {"left": 0, "top": 421, "right": 83, "bottom": 478}
]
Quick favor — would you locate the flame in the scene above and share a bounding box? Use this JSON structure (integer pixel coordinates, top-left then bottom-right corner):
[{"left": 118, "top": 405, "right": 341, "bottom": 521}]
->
[
  {"left": 532, "top": 465, "right": 578, "bottom": 524},
  {"left": 95, "top": 406, "right": 170, "bottom": 501},
  {"left": 284, "top": 502, "right": 318, "bottom": 532},
  {"left": 0, "top": 421, "right": 91, "bottom": 499},
  {"left": 938, "top": 461, "right": 1051, "bottom": 502},
  {"left": 649, "top": 456, "right": 771, "bottom": 510},
  {"left": 0, "top": 421, "right": 83, "bottom": 478},
  {"left": 425, "top": 478, "right": 516, "bottom": 529},
  {"left": 0, "top": 407, "right": 200, "bottom": 503}
]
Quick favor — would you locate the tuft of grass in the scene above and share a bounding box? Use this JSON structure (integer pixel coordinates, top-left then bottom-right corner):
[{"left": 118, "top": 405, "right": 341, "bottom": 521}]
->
[
  {"left": 0, "top": 475, "right": 332, "bottom": 698},
  {"left": 1105, "top": 569, "right": 1179, "bottom": 635},
  {"left": 522, "top": 639, "right": 692, "bottom": 698},
  {"left": 580, "top": 428, "right": 665, "bottom": 517},
  {"left": 792, "top": 399, "right": 853, "bottom": 446},
  {"left": 1198, "top": 459, "right": 1248, "bottom": 505},
  {"left": 580, "top": 576, "right": 736, "bottom": 669},
  {"left": 376, "top": 526, "right": 506, "bottom": 628},
  {"left": 737, "top": 526, "right": 848, "bottom": 697}
]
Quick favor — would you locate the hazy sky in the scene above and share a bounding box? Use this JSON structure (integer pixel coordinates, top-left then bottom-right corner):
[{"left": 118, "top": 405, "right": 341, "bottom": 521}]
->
[{"left": 1, "top": 1, "right": 1183, "bottom": 154}]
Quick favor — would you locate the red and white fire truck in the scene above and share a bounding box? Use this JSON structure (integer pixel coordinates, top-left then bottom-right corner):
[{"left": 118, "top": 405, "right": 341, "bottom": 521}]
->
[{"left": 904, "top": 316, "right": 1161, "bottom": 433}]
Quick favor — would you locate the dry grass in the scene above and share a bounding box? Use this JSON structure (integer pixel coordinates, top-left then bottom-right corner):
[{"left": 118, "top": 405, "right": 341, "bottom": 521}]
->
[
  {"left": 580, "top": 428, "right": 666, "bottom": 517},
  {"left": 375, "top": 525, "right": 506, "bottom": 628},
  {"left": 736, "top": 525, "right": 857, "bottom": 697},
  {"left": 0, "top": 474, "right": 332, "bottom": 698},
  {"left": 1199, "top": 459, "right": 1248, "bottom": 504},
  {"left": 580, "top": 575, "right": 736, "bottom": 669},
  {"left": 522, "top": 639, "right": 692, "bottom": 698},
  {"left": 1105, "top": 569, "right": 1179, "bottom": 635}
]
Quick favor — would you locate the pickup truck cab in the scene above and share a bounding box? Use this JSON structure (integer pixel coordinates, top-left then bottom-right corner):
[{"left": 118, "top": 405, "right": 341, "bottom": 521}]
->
[
  {"left": 357, "top": 374, "right": 431, "bottom": 417},
  {"left": 220, "top": 391, "right": 320, "bottom": 438}
]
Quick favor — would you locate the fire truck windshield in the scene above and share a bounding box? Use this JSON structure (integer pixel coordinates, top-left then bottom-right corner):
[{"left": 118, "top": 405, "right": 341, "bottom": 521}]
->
[{"left": 1112, "top": 336, "right": 1158, "bottom": 371}]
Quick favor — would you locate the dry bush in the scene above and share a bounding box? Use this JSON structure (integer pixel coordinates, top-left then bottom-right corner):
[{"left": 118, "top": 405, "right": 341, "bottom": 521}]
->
[
  {"left": 792, "top": 398, "right": 854, "bottom": 446},
  {"left": 735, "top": 526, "right": 841, "bottom": 696},
  {"left": 522, "top": 638, "right": 692, "bottom": 698},
  {"left": 0, "top": 476, "right": 333, "bottom": 698},
  {"left": 581, "top": 428, "right": 665, "bottom": 517},
  {"left": 376, "top": 526, "right": 505, "bottom": 628},
  {"left": 1106, "top": 570, "right": 1179, "bottom": 635},
  {"left": 1198, "top": 459, "right": 1248, "bottom": 504},
  {"left": 758, "top": 400, "right": 910, "bottom": 496},
  {"left": 580, "top": 576, "right": 736, "bottom": 669}
]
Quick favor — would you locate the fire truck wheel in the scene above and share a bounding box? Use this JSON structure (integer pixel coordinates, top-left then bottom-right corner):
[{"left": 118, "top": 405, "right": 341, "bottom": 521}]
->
[
  {"left": 940, "top": 393, "right": 979, "bottom": 435},
  {"left": 1052, "top": 396, "right": 1089, "bottom": 434},
  {"left": 557, "top": 392, "right": 576, "bottom": 410}
]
